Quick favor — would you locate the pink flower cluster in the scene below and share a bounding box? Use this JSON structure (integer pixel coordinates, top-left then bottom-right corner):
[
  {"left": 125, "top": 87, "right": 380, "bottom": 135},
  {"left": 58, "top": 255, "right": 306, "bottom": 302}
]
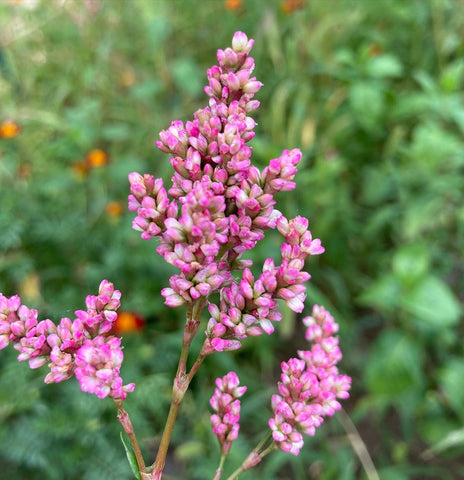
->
[
  {"left": 205, "top": 215, "right": 324, "bottom": 352},
  {"left": 128, "top": 31, "right": 324, "bottom": 352},
  {"left": 210, "top": 371, "right": 247, "bottom": 455},
  {"left": 0, "top": 280, "right": 134, "bottom": 400},
  {"left": 269, "top": 305, "right": 351, "bottom": 455}
]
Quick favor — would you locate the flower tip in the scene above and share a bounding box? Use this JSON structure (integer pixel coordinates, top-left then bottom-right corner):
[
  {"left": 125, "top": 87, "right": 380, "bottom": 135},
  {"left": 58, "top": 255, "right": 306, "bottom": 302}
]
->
[
  {"left": 232, "top": 31, "right": 248, "bottom": 50},
  {"left": 128, "top": 171, "right": 143, "bottom": 183},
  {"left": 232, "top": 31, "right": 254, "bottom": 53},
  {"left": 124, "top": 382, "right": 136, "bottom": 393}
]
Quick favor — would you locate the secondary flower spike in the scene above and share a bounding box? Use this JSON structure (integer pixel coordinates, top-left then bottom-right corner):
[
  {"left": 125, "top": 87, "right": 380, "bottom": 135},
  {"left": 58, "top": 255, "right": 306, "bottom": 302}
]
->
[
  {"left": 210, "top": 371, "right": 247, "bottom": 456},
  {"left": 269, "top": 305, "right": 351, "bottom": 455},
  {"left": 0, "top": 280, "right": 134, "bottom": 401}
]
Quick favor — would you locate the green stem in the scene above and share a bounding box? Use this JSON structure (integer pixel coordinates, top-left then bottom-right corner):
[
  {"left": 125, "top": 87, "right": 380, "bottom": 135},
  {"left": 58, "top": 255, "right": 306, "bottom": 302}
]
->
[
  {"left": 213, "top": 453, "right": 227, "bottom": 480},
  {"left": 150, "top": 397, "right": 181, "bottom": 480},
  {"left": 149, "top": 301, "right": 205, "bottom": 480},
  {"left": 186, "top": 349, "right": 206, "bottom": 383},
  {"left": 225, "top": 435, "right": 276, "bottom": 480},
  {"left": 115, "top": 402, "right": 147, "bottom": 475}
]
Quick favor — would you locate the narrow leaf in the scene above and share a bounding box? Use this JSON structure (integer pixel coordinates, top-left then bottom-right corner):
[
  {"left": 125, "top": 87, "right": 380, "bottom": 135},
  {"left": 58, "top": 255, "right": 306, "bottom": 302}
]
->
[
  {"left": 120, "top": 432, "right": 141, "bottom": 480},
  {"left": 424, "top": 427, "right": 464, "bottom": 456}
]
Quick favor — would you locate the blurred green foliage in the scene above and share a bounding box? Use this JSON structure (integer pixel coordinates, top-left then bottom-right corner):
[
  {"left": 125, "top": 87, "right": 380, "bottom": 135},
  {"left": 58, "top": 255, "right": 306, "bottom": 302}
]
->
[{"left": 0, "top": 0, "right": 463, "bottom": 478}]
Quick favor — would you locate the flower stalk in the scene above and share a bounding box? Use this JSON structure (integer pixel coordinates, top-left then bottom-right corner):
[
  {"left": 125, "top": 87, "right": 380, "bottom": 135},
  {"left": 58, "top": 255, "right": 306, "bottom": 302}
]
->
[
  {"left": 225, "top": 433, "right": 276, "bottom": 480},
  {"left": 116, "top": 402, "right": 147, "bottom": 475},
  {"left": 150, "top": 301, "right": 205, "bottom": 479}
]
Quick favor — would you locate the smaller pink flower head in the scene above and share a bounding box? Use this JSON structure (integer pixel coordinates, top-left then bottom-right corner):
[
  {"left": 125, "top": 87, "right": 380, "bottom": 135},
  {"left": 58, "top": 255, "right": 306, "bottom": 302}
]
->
[
  {"left": 270, "top": 305, "right": 350, "bottom": 456},
  {"left": 210, "top": 371, "right": 247, "bottom": 455}
]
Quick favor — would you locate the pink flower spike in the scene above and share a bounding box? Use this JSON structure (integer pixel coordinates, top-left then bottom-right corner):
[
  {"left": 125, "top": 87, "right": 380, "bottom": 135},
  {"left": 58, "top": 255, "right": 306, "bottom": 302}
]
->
[
  {"left": 210, "top": 371, "right": 247, "bottom": 455},
  {"left": 270, "top": 305, "right": 350, "bottom": 455}
]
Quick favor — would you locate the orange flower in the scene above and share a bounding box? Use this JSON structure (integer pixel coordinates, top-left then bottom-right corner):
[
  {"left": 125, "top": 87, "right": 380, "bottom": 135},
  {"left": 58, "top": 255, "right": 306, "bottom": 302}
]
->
[
  {"left": 0, "top": 120, "right": 21, "bottom": 139},
  {"left": 120, "top": 70, "right": 136, "bottom": 87},
  {"left": 71, "top": 159, "right": 89, "bottom": 178},
  {"left": 105, "top": 201, "right": 123, "bottom": 217},
  {"left": 225, "top": 0, "right": 242, "bottom": 10},
  {"left": 114, "top": 312, "right": 145, "bottom": 333},
  {"left": 71, "top": 149, "right": 109, "bottom": 178},
  {"left": 86, "top": 148, "right": 108, "bottom": 167},
  {"left": 280, "top": 0, "right": 305, "bottom": 15}
]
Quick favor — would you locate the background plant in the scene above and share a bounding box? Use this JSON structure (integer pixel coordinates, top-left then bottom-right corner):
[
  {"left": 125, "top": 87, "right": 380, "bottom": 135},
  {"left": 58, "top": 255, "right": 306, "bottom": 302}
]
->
[{"left": 0, "top": 0, "right": 463, "bottom": 479}]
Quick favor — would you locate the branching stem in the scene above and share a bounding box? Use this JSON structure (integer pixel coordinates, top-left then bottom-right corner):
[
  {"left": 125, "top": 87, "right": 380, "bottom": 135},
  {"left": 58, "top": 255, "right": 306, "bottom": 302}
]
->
[
  {"left": 150, "top": 301, "right": 205, "bottom": 480},
  {"left": 225, "top": 433, "right": 276, "bottom": 480}
]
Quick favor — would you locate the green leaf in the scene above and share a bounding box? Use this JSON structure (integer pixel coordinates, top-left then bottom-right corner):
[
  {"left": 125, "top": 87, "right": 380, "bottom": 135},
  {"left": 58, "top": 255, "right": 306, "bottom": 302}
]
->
[
  {"left": 419, "top": 416, "right": 457, "bottom": 446},
  {"left": 401, "top": 275, "right": 461, "bottom": 327},
  {"left": 175, "top": 440, "right": 205, "bottom": 461},
  {"left": 389, "top": 91, "right": 430, "bottom": 120},
  {"left": 424, "top": 427, "right": 464, "bottom": 456},
  {"left": 349, "top": 81, "right": 385, "bottom": 130},
  {"left": 101, "top": 123, "right": 131, "bottom": 142},
  {"left": 439, "top": 359, "right": 464, "bottom": 418},
  {"left": 401, "top": 196, "right": 443, "bottom": 239},
  {"left": 439, "top": 59, "right": 464, "bottom": 92},
  {"left": 171, "top": 58, "right": 202, "bottom": 97},
  {"left": 367, "top": 54, "right": 403, "bottom": 78},
  {"left": 129, "top": 80, "right": 162, "bottom": 101},
  {"left": 414, "top": 70, "right": 437, "bottom": 92},
  {"left": 364, "top": 329, "right": 424, "bottom": 396},
  {"left": 146, "top": 17, "right": 170, "bottom": 48},
  {"left": 361, "top": 167, "right": 394, "bottom": 205},
  {"left": 120, "top": 432, "right": 141, "bottom": 480},
  {"left": 377, "top": 466, "right": 410, "bottom": 480},
  {"left": 358, "top": 273, "right": 401, "bottom": 314},
  {"left": 392, "top": 244, "right": 429, "bottom": 287},
  {"left": 363, "top": 205, "right": 397, "bottom": 239},
  {"left": 407, "top": 122, "right": 462, "bottom": 169}
]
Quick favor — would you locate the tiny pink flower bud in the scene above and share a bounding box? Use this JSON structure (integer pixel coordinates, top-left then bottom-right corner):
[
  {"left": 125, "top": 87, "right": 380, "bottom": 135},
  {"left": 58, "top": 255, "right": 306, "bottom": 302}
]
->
[
  {"left": 226, "top": 72, "right": 241, "bottom": 91},
  {"left": 231, "top": 31, "right": 251, "bottom": 52},
  {"left": 242, "top": 80, "right": 263, "bottom": 94},
  {"left": 161, "top": 288, "right": 186, "bottom": 307}
]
